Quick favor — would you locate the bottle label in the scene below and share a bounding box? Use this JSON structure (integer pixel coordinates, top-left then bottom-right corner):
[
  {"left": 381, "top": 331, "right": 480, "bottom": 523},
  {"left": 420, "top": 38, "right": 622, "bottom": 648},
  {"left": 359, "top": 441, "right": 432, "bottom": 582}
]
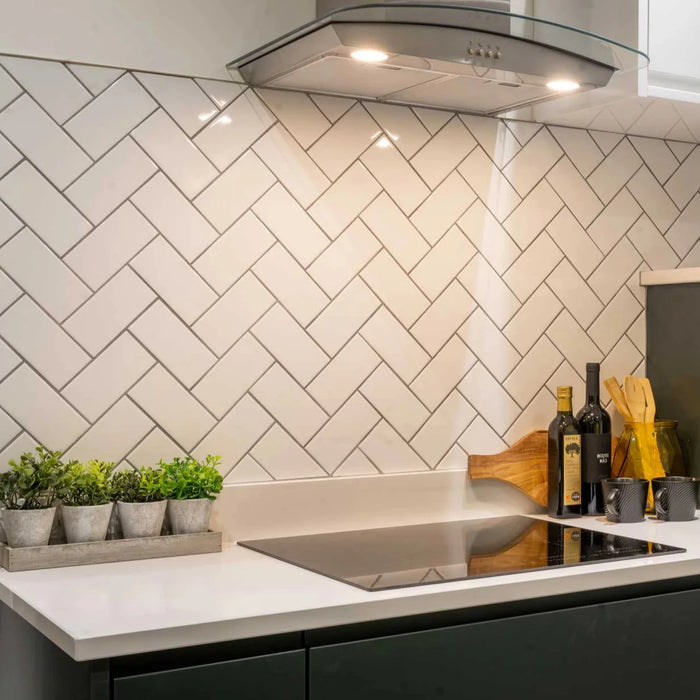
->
[
  {"left": 581, "top": 433, "right": 611, "bottom": 483},
  {"left": 562, "top": 435, "right": 582, "bottom": 505},
  {"left": 563, "top": 527, "right": 582, "bottom": 564}
]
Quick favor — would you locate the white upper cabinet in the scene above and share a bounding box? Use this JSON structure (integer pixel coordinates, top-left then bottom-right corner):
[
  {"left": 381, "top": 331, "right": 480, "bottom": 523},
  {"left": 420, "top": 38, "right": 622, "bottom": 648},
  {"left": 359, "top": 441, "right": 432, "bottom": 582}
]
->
[{"left": 647, "top": 0, "right": 700, "bottom": 103}]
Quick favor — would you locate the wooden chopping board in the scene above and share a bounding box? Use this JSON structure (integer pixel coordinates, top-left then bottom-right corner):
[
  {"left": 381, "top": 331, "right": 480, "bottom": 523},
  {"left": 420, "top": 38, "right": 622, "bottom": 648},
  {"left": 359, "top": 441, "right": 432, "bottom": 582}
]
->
[{"left": 468, "top": 430, "right": 618, "bottom": 508}]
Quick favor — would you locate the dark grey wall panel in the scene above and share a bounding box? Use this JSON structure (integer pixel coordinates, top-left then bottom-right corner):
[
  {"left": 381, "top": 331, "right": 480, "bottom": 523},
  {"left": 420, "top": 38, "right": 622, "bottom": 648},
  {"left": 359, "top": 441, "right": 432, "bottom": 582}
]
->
[{"left": 647, "top": 283, "right": 700, "bottom": 484}]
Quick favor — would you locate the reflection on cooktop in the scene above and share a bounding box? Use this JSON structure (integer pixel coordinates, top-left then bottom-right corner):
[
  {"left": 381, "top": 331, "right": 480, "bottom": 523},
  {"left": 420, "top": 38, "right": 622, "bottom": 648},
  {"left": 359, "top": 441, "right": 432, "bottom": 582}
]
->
[{"left": 238, "top": 516, "right": 685, "bottom": 591}]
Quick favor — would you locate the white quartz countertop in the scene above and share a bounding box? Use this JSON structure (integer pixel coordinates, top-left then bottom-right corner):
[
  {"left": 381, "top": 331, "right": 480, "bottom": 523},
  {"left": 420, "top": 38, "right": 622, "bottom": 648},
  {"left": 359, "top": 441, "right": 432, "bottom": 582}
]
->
[{"left": 2, "top": 514, "right": 700, "bottom": 661}]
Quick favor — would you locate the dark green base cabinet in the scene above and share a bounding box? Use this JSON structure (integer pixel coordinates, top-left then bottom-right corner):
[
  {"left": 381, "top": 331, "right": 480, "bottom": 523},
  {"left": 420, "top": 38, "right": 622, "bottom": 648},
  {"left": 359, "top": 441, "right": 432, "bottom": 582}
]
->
[
  {"left": 114, "top": 651, "right": 304, "bottom": 700},
  {"left": 5, "top": 577, "right": 700, "bottom": 700}
]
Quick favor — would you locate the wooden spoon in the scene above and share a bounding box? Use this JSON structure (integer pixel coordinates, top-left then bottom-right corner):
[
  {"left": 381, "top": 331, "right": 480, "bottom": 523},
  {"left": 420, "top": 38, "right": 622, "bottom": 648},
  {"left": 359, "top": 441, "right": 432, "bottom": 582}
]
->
[
  {"left": 624, "top": 375, "right": 646, "bottom": 423},
  {"left": 603, "top": 376, "right": 634, "bottom": 422},
  {"left": 640, "top": 378, "right": 656, "bottom": 423}
]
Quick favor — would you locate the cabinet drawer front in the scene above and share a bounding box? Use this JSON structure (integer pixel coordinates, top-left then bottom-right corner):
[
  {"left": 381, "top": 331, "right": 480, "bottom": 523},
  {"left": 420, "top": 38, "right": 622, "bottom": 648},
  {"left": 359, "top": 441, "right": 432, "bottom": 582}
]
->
[
  {"left": 310, "top": 590, "right": 700, "bottom": 700},
  {"left": 114, "top": 649, "right": 304, "bottom": 700}
]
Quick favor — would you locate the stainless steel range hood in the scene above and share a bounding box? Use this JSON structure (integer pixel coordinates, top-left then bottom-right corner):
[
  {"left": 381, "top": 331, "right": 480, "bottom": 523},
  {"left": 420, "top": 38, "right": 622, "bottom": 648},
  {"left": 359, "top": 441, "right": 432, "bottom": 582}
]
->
[{"left": 228, "top": 2, "right": 647, "bottom": 117}]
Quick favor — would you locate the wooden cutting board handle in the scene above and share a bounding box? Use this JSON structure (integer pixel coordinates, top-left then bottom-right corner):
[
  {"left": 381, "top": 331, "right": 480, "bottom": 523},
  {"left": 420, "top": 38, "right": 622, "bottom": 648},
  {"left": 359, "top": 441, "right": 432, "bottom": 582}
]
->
[{"left": 468, "top": 431, "right": 548, "bottom": 507}]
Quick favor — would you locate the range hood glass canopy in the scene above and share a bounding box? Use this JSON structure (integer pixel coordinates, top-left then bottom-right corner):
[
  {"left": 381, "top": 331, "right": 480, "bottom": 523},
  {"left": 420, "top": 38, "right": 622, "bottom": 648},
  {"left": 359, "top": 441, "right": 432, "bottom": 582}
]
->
[{"left": 229, "top": 3, "right": 648, "bottom": 116}]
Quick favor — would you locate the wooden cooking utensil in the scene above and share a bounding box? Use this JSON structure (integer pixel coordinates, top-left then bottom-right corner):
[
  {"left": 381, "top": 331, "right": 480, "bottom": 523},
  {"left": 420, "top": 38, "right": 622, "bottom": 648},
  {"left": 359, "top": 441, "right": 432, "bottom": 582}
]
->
[
  {"left": 603, "top": 376, "right": 633, "bottom": 422},
  {"left": 640, "top": 378, "right": 656, "bottom": 423},
  {"left": 624, "top": 375, "right": 646, "bottom": 423}
]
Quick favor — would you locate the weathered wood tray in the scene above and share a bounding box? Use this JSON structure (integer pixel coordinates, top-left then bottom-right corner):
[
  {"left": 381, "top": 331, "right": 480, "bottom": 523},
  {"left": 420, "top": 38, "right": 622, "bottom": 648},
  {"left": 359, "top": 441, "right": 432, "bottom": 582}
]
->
[{"left": 0, "top": 530, "right": 222, "bottom": 572}]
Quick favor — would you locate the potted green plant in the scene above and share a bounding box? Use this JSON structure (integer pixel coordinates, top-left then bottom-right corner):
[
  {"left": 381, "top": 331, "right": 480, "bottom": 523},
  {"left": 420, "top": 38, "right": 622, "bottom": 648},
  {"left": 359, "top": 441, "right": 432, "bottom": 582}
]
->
[
  {"left": 112, "top": 467, "right": 168, "bottom": 539},
  {"left": 0, "top": 447, "right": 69, "bottom": 548},
  {"left": 60, "top": 460, "right": 115, "bottom": 544},
  {"left": 160, "top": 455, "right": 223, "bottom": 535}
]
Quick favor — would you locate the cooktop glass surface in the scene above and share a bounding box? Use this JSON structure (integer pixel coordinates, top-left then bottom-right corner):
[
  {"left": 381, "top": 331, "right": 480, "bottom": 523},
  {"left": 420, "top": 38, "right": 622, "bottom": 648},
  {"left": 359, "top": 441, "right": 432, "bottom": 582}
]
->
[{"left": 238, "top": 516, "right": 685, "bottom": 591}]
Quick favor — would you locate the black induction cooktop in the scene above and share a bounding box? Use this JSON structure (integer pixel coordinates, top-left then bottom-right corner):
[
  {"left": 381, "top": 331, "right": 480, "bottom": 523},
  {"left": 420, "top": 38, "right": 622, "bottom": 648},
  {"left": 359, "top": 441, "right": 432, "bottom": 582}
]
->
[{"left": 238, "top": 516, "right": 685, "bottom": 591}]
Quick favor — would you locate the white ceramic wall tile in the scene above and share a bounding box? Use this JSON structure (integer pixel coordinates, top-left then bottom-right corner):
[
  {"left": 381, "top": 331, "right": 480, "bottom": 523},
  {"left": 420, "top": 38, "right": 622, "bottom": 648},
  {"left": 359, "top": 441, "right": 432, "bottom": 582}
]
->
[
  {"left": 62, "top": 334, "right": 155, "bottom": 422},
  {"left": 192, "top": 334, "right": 273, "bottom": 420},
  {"left": 308, "top": 103, "right": 380, "bottom": 180},
  {"left": 67, "top": 64, "right": 124, "bottom": 97},
  {"left": 130, "top": 173, "right": 217, "bottom": 263},
  {"left": 135, "top": 73, "right": 218, "bottom": 137},
  {"left": 0, "top": 55, "right": 697, "bottom": 480},
  {"left": 129, "top": 365, "right": 216, "bottom": 452},
  {"left": 360, "top": 193, "right": 429, "bottom": 270},
  {"left": 503, "top": 180, "right": 563, "bottom": 249},
  {"left": 250, "top": 425, "right": 325, "bottom": 480},
  {"left": 129, "top": 301, "right": 216, "bottom": 388},
  {"left": 132, "top": 110, "right": 217, "bottom": 199},
  {"left": 65, "top": 397, "right": 153, "bottom": 463},
  {"left": 0, "top": 296, "right": 89, "bottom": 389},
  {"left": 0, "top": 95, "right": 91, "bottom": 189},
  {"left": 457, "top": 308, "right": 520, "bottom": 382},
  {"left": 65, "top": 202, "right": 157, "bottom": 290},
  {"left": 546, "top": 259, "right": 604, "bottom": 331},
  {"left": 0, "top": 161, "right": 91, "bottom": 255},
  {"left": 457, "top": 201, "right": 519, "bottom": 275},
  {"left": 66, "top": 137, "right": 157, "bottom": 224},
  {"left": 193, "top": 151, "right": 274, "bottom": 232},
  {"left": 360, "top": 307, "right": 429, "bottom": 384},
  {"left": 411, "top": 281, "right": 476, "bottom": 356},
  {"left": 0, "top": 365, "right": 88, "bottom": 449},
  {"left": 503, "top": 232, "right": 563, "bottom": 302},
  {"left": 545, "top": 157, "right": 603, "bottom": 228},
  {"left": 307, "top": 278, "right": 380, "bottom": 356},
  {"left": 191, "top": 395, "right": 273, "bottom": 474},
  {"left": 131, "top": 237, "right": 216, "bottom": 324},
  {"left": 361, "top": 250, "right": 429, "bottom": 327},
  {"left": 0, "top": 228, "right": 91, "bottom": 322},
  {"left": 410, "top": 117, "right": 476, "bottom": 190},
  {"left": 410, "top": 171, "right": 476, "bottom": 245},
  {"left": 308, "top": 162, "right": 381, "bottom": 239},
  {"left": 193, "top": 211, "right": 273, "bottom": 295},
  {"left": 194, "top": 90, "right": 275, "bottom": 171},
  {"left": 254, "top": 244, "right": 329, "bottom": 326},
  {"left": 410, "top": 390, "right": 476, "bottom": 467},
  {"left": 360, "top": 421, "right": 428, "bottom": 474},
  {"left": 256, "top": 88, "right": 330, "bottom": 150},
  {"left": 252, "top": 184, "right": 329, "bottom": 267},
  {"left": 360, "top": 364, "right": 429, "bottom": 440},
  {"left": 307, "top": 336, "right": 380, "bottom": 415},
  {"left": 308, "top": 220, "right": 380, "bottom": 299},
  {"left": 64, "top": 74, "right": 157, "bottom": 158},
  {"left": 250, "top": 364, "right": 327, "bottom": 445},
  {"left": 192, "top": 272, "right": 274, "bottom": 356},
  {"left": 63, "top": 267, "right": 155, "bottom": 355},
  {"left": 252, "top": 124, "right": 330, "bottom": 208},
  {"left": 306, "top": 393, "right": 379, "bottom": 472},
  {"left": 251, "top": 304, "right": 329, "bottom": 386}
]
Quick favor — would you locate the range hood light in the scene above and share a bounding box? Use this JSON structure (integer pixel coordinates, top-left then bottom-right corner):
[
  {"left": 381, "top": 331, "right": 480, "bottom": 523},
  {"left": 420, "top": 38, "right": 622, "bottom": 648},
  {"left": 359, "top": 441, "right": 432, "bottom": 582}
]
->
[
  {"left": 546, "top": 79, "right": 580, "bottom": 92},
  {"left": 350, "top": 48, "right": 389, "bottom": 63}
]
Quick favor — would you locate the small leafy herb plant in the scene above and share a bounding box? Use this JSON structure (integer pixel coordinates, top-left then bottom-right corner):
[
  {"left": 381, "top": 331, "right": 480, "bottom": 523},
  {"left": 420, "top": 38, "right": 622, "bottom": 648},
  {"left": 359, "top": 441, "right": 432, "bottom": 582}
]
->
[
  {"left": 112, "top": 467, "right": 167, "bottom": 503},
  {"left": 159, "top": 456, "right": 223, "bottom": 501},
  {"left": 61, "top": 460, "right": 116, "bottom": 507},
  {"left": 0, "top": 447, "right": 72, "bottom": 510}
]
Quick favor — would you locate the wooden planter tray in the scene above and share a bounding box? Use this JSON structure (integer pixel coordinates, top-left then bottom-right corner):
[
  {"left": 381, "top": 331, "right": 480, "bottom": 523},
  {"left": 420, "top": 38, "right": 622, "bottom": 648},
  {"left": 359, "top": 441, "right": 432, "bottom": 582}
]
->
[{"left": 0, "top": 530, "right": 222, "bottom": 572}]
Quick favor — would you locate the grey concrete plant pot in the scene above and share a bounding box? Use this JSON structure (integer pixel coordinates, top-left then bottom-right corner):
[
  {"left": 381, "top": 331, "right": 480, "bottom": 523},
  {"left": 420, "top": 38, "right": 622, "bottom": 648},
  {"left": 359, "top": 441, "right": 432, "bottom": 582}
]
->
[
  {"left": 167, "top": 498, "right": 213, "bottom": 535},
  {"left": 1, "top": 507, "right": 56, "bottom": 548},
  {"left": 117, "top": 500, "right": 166, "bottom": 539},
  {"left": 62, "top": 503, "right": 113, "bottom": 544}
]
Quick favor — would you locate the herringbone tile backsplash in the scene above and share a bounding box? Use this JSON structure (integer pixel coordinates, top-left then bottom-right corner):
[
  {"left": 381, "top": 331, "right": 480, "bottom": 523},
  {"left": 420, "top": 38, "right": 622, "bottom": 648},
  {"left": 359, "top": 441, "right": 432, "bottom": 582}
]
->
[{"left": 0, "top": 55, "right": 697, "bottom": 482}]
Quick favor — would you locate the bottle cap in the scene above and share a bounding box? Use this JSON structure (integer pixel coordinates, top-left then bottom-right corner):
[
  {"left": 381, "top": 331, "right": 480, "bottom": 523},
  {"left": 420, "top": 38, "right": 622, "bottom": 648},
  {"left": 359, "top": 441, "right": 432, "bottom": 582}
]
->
[
  {"left": 557, "top": 386, "right": 572, "bottom": 399},
  {"left": 586, "top": 362, "right": 600, "bottom": 372}
]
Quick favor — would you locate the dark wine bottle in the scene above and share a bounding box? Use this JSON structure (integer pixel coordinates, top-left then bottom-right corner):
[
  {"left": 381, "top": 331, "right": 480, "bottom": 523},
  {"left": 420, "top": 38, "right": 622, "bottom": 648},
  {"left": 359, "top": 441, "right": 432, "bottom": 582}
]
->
[
  {"left": 548, "top": 386, "right": 582, "bottom": 518},
  {"left": 576, "top": 363, "right": 611, "bottom": 515}
]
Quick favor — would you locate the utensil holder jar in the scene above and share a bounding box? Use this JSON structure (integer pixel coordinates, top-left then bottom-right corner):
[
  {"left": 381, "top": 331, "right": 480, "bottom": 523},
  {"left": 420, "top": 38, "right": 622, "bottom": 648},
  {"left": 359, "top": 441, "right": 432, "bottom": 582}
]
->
[{"left": 612, "top": 421, "right": 686, "bottom": 511}]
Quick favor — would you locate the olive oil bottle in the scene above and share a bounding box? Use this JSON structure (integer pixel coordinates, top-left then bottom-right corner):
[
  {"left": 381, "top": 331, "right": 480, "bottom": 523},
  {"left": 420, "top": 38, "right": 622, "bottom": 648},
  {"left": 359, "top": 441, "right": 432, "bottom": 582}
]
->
[{"left": 548, "top": 386, "right": 582, "bottom": 518}]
